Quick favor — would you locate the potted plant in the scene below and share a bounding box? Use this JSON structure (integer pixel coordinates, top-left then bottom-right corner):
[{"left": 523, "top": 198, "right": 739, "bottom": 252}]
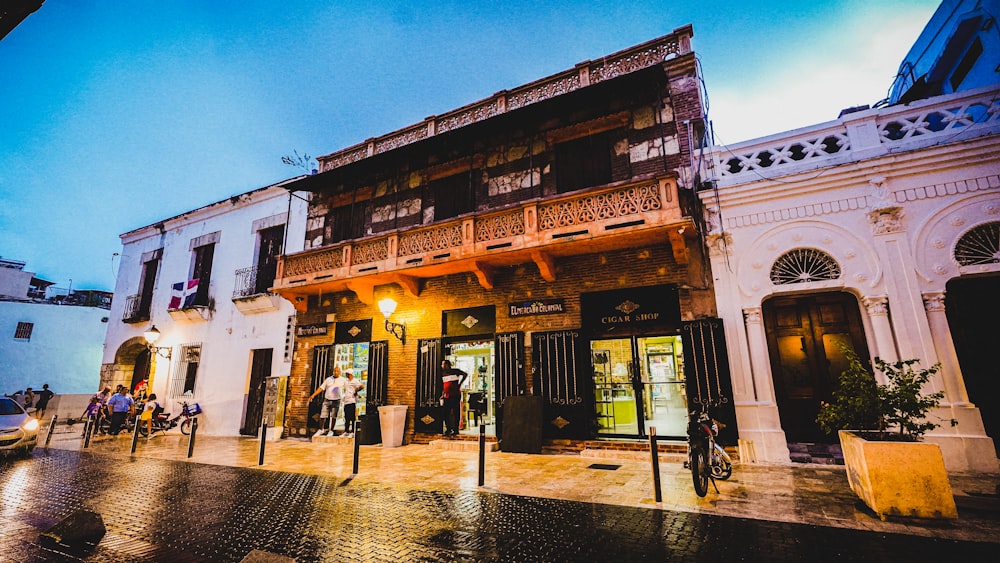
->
[{"left": 817, "top": 348, "right": 959, "bottom": 520}]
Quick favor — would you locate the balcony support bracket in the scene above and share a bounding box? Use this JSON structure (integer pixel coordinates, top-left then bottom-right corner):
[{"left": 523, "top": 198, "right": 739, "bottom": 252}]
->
[
  {"left": 531, "top": 251, "right": 557, "bottom": 282},
  {"left": 472, "top": 261, "right": 495, "bottom": 290},
  {"left": 391, "top": 274, "right": 422, "bottom": 298},
  {"left": 346, "top": 281, "right": 375, "bottom": 305},
  {"left": 667, "top": 228, "right": 690, "bottom": 266}
]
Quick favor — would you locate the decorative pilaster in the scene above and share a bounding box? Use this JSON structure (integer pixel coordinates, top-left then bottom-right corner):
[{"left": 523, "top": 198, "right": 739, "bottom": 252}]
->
[
  {"left": 742, "top": 307, "right": 776, "bottom": 403},
  {"left": 923, "top": 292, "right": 972, "bottom": 406},
  {"left": 862, "top": 296, "right": 898, "bottom": 368}
]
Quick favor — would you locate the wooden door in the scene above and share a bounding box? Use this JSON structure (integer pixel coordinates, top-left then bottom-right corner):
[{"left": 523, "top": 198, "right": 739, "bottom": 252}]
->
[{"left": 764, "top": 293, "right": 869, "bottom": 443}]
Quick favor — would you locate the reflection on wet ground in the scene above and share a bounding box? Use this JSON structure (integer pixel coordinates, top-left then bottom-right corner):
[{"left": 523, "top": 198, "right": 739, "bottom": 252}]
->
[{"left": 0, "top": 424, "right": 995, "bottom": 561}]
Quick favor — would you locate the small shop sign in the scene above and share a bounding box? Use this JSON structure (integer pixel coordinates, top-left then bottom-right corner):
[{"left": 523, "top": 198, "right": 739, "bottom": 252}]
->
[
  {"left": 295, "top": 323, "right": 328, "bottom": 337},
  {"left": 508, "top": 299, "right": 566, "bottom": 317}
]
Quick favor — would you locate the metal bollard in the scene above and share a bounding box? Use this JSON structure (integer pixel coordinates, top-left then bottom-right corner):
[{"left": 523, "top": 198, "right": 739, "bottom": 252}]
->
[
  {"left": 352, "top": 418, "right": 361, "bottom": 475},
  {"left": 45, "top": 415, "right": 57, "bottom": 447},
  {"left": 649, "top": 426, "right": 662, "bottom": 503},
  {"left": 187, "top": 418, "right": 198, "bottom": 458},
  {"left": 130, "top": 416, "right": 141, "bottom": 454},
  {"left": 83, "top": 419, "right": 93, "bottom": 449},
  {"left": 258, "top": 422, "right": 267, "bottom": 466},
  {"left": 478, "top": 422, "right": 486, "bottom": 487}
]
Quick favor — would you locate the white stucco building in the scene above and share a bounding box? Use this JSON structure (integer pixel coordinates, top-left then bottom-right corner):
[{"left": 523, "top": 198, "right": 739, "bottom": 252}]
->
[
  {"left": 101, "top": 179, "right": 309, "bottom": 436},
  {"left": 0, "top": 258, "right": 110, "bottom": 395},
  {"left": 700, "top": 84, "right": 999, "bottom": 471}
]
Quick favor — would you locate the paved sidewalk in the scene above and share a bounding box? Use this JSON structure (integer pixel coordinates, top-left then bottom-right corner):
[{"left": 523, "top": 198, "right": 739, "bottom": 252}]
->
[{"left": 43, "top": 424, "right": 1000, "bottom": 544}]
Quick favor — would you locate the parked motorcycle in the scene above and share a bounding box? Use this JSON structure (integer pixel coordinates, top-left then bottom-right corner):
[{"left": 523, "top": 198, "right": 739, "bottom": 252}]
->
[
  {"left": 139, "top": 401, "right": 203, "bottom": 437},
  {"left": 686, "top": 402, "right": 733, "bottom": 497}
]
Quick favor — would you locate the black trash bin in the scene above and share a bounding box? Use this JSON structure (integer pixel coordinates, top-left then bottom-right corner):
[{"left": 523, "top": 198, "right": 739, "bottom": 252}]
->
[
  {"left": 500, "top": 396, "right": 543, "bottom": 453},
  {"left": 358, "top": 411, "right": 381, "bottom": 445}
]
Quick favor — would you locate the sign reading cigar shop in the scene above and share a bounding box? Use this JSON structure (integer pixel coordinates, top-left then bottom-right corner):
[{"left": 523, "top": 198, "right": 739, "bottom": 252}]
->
[
  {"left": 295, "top": 323, "right": 328, "bottom": 337},
  {"left": 508, "top": 299, "right": 565, "bottom": 317},
  {"left": 581, "top": 284, "right": 681, "bottom": 335}
]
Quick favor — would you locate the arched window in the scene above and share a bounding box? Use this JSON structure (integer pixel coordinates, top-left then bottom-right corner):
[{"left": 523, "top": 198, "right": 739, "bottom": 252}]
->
[
  {"left": 954, "top": 221, "right": 1000, "bottom": 266},
  {"left": 770, "top": 248, "right": 841, "bottom": 285}
]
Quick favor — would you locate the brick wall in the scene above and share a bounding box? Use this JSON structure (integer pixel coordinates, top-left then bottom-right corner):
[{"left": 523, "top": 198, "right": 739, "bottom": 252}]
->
[{"left": 285, "top": 243, "right": 709, "bottom": 437}]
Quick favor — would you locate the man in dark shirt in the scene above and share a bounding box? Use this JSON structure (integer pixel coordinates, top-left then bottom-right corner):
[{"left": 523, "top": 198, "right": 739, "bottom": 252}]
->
[
  {"left": 440, "top": 360, "right": 467, "bottom": 436},
  {"left": 34, "top": 384, "right": 54, "bottom": 419}
]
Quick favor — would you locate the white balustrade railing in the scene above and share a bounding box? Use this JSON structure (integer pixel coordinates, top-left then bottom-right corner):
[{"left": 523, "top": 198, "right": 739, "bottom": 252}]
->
[{"left": 712, "top": 85, "right": 1000, "bottom": 184}]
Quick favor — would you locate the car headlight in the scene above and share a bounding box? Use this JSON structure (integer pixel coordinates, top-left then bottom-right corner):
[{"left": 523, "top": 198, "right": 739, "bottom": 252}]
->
[{"left": 22, "top": 418, "right": 39, "bottom": 432}]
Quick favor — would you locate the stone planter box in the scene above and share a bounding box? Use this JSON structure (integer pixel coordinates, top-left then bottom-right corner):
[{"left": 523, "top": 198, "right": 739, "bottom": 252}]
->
[{"left": 839, "top": 430, "right": 957, "bottom": 520}]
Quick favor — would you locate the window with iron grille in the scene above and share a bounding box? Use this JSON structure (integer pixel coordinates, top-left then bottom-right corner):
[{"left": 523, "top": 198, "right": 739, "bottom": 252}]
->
[
  {"left": 170, "top": 344, "right": 201, "bottom": 397},
  {"left": 14, "top": 322, "right": 33, "bottom": 341}
]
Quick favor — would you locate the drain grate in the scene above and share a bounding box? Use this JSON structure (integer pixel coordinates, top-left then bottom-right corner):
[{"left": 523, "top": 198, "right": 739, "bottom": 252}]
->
[{"left": 587, "top": 463, "right": 621, "bottom": 471}]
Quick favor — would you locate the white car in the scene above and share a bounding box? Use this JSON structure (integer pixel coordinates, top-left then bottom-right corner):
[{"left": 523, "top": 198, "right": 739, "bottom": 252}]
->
[{"left": 0, "top": 396, "right": 39, "bottom": 456}]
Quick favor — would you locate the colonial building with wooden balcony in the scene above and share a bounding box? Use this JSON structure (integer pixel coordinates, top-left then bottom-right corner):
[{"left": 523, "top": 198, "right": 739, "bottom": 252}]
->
[{"left": 274, "top": 26, "right": 734, "bottom": 447}]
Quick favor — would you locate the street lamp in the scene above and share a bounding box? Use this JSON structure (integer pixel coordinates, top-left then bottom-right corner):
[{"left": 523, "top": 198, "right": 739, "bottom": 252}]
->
[
  {"left": 143, "top": 325, "right": 172, "bottom": 359},
  {"left": 378, "top": 298, "right": 405, "bottom": 344}
]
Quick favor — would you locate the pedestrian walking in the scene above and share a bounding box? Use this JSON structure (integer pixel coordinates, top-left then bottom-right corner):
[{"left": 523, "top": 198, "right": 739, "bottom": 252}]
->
[
  {"left": 106, "top": 387, "right": 134, "bottom": 436},
  {"left": 342, "top": 371, "right": 365, "bottom": 437},
  {"left": 34, "top": 384, "right": 54, "bottom": 419},
  {"left": 81, "top": 396, "right": 101, "bottom": 436},
  {"left": 440, "top": 360, "right": 467, "bottom": 436},
  {"left": 309, "top": 366, "right": 346, "bottom": 436}
]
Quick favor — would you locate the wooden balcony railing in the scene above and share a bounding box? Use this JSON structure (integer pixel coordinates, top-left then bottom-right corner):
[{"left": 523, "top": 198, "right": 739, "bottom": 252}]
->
[{"left": 274, "top": 176, "right": 693, "bottom": 307}]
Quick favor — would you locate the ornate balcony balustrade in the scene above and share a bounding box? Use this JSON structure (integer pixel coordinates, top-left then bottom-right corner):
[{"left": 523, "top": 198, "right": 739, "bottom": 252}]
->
[
  {"left": 274, "top": 176, "right": 693, "bottom": 308},
  {"left": 712, "top": 85, "right": 1000, "bottom": 184}
]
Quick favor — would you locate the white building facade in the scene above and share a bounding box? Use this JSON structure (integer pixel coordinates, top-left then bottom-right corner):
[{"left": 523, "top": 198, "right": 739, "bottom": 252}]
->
[
  {"left": 0, "top": 258, "right": 109, "bottom": 395},
  {"left": 700, "top": 85, "right": 1000, "bottom": 471},
  {"left": 102, "top": 179, "right": 309, "bottom": 436}
]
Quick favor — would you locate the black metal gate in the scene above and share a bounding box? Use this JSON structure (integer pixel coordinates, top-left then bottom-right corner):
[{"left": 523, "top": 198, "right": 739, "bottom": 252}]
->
[
  {"left": 494, "top": 331, "right": 525, "bottom": 436},
  {"left": 532, "top": 329, "right": 590, "bottom": 439},
  {"left": 414, "top": 338, "right": 443, "bottom": 433},
  {"left": 309, "top": 345, "right": 333, "bottom": 433},
  {"left": 365, "top": 340, "right": 389, "bottom": 409},
  {"left": 682, "top": 318, "right": 738, "bottom": 445}
]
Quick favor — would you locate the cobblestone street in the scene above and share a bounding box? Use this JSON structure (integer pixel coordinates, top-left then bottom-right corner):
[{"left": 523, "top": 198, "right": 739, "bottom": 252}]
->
[{"left": 1, "top": 447, "right": 996, "bottom": 562}]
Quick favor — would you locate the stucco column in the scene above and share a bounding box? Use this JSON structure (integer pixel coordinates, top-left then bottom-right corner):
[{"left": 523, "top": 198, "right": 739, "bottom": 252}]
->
[
  {"left": 862, "top": 296, "right": 898, "bottom": 369},
  {"left": 742, "top": 307, "right": 776, "bottom": 404},
  {"left": 922, "top": 292, "right": 972, "bottom": 406}
]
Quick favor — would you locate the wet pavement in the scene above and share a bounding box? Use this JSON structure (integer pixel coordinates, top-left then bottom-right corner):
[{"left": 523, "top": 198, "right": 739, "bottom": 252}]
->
[{"left": 0, "top": 424, "right": 998, "bottom": 561}]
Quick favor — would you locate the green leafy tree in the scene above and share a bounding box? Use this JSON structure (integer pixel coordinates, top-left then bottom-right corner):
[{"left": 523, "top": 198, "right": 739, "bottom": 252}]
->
[{"left": 818, "top": 347, "right": 956, "bottom": 441}]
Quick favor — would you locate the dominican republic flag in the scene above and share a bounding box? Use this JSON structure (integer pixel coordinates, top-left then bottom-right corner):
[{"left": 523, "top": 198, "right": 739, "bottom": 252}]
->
[{"left": 168, "top": 279, "right": 199, "bottom": 309}]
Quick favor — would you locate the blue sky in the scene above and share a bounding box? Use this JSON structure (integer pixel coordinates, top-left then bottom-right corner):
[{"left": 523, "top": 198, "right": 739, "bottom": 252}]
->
[{"left": 0, "top": 0, "right": 939, "bottom": 292}]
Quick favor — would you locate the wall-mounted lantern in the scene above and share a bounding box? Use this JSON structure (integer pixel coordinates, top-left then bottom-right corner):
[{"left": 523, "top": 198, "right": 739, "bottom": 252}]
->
[
  {"left": 143, "top": 325, "right": 172, "bottom": 359},
  {"left": 378, "top": 298, "right": 406, "bottom": 344}
]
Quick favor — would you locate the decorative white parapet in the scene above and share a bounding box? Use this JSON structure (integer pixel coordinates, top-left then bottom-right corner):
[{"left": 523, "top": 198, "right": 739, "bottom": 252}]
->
[{"left": 711, "top": 85, "right": 1000, "bottom": 185}]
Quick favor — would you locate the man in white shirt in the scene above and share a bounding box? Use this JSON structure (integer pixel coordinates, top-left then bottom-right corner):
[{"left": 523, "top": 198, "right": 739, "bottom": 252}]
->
[{"left": 309, "top": 366, "right": 347, "bottom": 436}]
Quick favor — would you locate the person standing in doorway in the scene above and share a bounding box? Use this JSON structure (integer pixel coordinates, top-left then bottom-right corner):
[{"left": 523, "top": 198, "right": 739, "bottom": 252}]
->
[
  {"left": 309, "top": 366, "right": 346, "bottom": 437},
  {"left": 440, "top": 360, "right": 467, "bottom": 436},
  {"left": 341, "top": 371, "right": 365, "bottom": 438}
]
